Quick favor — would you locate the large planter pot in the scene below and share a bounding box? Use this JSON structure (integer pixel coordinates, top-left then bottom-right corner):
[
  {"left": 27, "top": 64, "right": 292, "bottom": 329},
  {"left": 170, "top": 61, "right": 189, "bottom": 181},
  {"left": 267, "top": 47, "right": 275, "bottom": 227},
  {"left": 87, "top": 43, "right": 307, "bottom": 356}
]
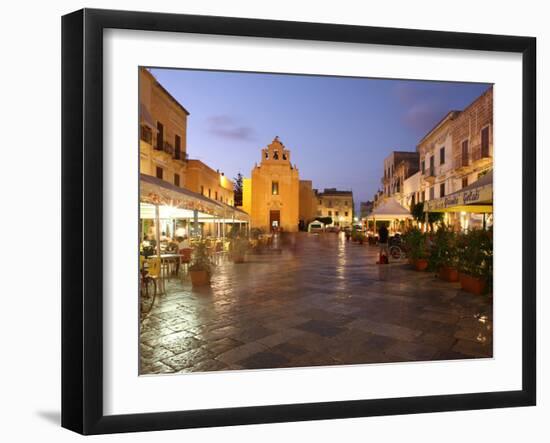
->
[
  {"left": 189, "top": 269, "right": 210, "bottom": 286},
  {"left": 414, "top": 258, "right": 429, "bottom": 271},
  {"left": 459, "top": 273, "right": 487, "bottom": 295},
  {"left": 439, "top": 265, "right": 459, "bottom": 282}
]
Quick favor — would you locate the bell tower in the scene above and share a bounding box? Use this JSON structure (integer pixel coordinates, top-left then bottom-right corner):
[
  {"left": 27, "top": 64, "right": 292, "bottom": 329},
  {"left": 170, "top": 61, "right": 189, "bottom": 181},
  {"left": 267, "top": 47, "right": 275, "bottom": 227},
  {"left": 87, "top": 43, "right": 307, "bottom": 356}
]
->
[
  {"left": 244, "top": 137, "right": 300, "bottom": 233},
  {"left": 261, "top": 136, "right": 292, "bottom": 165}
]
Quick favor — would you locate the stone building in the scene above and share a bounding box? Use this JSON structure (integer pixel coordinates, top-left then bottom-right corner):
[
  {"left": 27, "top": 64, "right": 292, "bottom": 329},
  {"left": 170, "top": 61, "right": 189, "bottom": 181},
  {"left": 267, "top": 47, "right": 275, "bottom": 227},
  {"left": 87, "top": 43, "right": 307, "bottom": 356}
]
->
[
  {"left": 417, "top": 111, "right": 460, "bottom": 203},
  {"left": 139, "top": 67, "right": 247, "bottom": 240},
  {"left": 373, "top": 86, "right": 493, "bottom": 231},
  {"left": 359, "top": 201, "right": 374, "bottom": 219},
  {"left": 186, "top": 160, "right": 234, "bottom": 206},
  {"left": 298, "top": 180, "right": 318, "bottom": 230},
  {"left": 139, "top": 67, "right": 236, "bottom": 207},
  {"left": 416, "top": 87, "right": 493, "bottom": 206},
  {"left": 382, "top": 151, "right": 419, "bottom": 198},
  {"left": 450, "top": 87, "right": 493, "bottom": 190},
  {"left": 139, "top": 67, "right": 189, "bottom": 188},
  {"left": 401, "top": 171, "right": 421, "bottom": 209},
  {"left": 242, "top": 137, "right": 300, "bottom": 232},
  {"left": 316, "top": 188, "right": 354, "bottom": 228}
]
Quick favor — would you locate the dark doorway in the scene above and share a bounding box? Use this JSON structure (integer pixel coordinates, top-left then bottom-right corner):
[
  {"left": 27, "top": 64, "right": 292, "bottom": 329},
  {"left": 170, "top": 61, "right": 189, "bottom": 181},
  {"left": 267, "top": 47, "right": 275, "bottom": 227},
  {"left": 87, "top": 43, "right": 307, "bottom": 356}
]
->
[{"left": 270, "top": 210, "right": 280, "bottom": 231}]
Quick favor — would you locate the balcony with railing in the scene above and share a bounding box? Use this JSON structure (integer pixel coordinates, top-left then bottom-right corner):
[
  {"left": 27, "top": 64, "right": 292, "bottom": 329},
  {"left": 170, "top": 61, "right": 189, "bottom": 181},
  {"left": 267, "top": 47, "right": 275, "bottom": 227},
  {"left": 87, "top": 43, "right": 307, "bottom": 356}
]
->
[
  {"left": 454, "top": 152, "right": 471, "bottom": 172},
  {"left": 173, "top": 149, "right": 188, "bottom": 163},
  {"left": 154, "top": 140, "right": 175, "bottom": 157},
  {"left": 422, "top": 165, "right": 436, "bottom": 183},
  {"left": 471, "top": 143, "right": 492, "bottom": 167}
]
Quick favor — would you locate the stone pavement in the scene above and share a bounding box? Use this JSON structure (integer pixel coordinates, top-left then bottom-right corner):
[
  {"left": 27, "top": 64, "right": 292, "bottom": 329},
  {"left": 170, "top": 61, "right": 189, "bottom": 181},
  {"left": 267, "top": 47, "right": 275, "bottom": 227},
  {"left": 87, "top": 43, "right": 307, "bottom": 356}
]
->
[{"left": 140, "top": 233, "right": 493, "bottom": 374}]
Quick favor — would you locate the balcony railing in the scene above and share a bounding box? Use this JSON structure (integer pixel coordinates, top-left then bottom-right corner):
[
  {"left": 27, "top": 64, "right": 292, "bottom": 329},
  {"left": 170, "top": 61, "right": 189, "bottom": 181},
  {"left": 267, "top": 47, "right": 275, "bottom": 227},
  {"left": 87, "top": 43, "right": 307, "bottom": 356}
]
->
[
  {"left": 471, "top": 143, "right": 491, "bottom": 162},
  {"left": 155, "top": 141, "right": 174, "bottom": 156},
  {"left": 163, "top": 142, "right": 175, "bottom": 156},
  {"left": 174, "top": 150, "right": 188, "bottom": 162},
  {"left": 454, "top": 153, "right": 470, "bottom": 169},
  {"left": 423, "top": 166, "right": 435, "bottom": 177}
]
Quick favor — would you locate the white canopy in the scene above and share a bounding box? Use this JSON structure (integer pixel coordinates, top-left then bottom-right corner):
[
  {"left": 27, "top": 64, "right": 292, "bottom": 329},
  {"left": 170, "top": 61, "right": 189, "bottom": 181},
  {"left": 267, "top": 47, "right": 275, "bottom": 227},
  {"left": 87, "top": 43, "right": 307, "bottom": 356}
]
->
[
  {"left": 367, "top": 198, "right": 412, "bottom": 220},
  {"left": 307, "top": 220, "right": 325, "bottom": 232}
]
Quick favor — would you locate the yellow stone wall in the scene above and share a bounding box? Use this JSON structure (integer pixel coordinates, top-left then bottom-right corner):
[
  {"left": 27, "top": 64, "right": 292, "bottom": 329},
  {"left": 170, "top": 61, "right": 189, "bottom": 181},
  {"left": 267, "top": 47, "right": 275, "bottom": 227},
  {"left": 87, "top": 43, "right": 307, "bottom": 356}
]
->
[
  {"left": 241, "top": 178, "right": 252, "bottom": 216},
  {"left": 316, "top": 192, "right": 354, "bottom": 227},
  {"left": 139, "top": 67, "right": 189, "bottom": 188},
  {"left": 299, "top": 180, "right": 316, "bottom": 225},
  {"left": 246, "top": 138, "right": 300, "bottom": 232},
  {"left": 186, "top": 159, "right": 235, "bottom": 206}
]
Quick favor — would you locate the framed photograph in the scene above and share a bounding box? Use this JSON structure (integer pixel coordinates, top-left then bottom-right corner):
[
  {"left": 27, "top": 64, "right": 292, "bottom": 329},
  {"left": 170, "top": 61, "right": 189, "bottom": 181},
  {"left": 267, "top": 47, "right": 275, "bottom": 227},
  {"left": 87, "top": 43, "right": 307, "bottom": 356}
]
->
[{"left": 61, "top": 8, "right": 536, "bottom": 435}]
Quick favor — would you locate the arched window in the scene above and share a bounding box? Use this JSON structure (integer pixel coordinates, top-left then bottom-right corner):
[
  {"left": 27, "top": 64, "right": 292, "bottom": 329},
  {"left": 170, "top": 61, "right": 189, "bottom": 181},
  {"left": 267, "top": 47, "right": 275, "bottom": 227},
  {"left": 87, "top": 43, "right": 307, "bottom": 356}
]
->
[
  {"left": 273, "top": 150, "right": 279, "bottom": 160},
  {"left": 282, "top": 152, "right": 287, "bottom": 160}
]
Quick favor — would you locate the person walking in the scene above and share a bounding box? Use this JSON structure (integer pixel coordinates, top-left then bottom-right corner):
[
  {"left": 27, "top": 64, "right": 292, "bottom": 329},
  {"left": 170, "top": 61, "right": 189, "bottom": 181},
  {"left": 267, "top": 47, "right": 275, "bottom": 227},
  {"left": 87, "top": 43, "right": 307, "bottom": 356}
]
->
[{"left": 378, "top": 223, "right": 389, "bottom": 263}]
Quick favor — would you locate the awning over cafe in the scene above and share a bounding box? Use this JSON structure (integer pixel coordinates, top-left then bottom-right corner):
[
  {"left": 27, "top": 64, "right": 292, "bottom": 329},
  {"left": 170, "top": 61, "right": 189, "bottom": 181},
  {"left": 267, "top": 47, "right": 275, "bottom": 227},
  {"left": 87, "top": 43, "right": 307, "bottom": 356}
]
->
[
  {"left": 140, "top": 173, "right": 250, "bottom": 222},
  {"left": 424, "top": 170, "right": 493, "bottom": 213},
  {"left": 366, "top": 198, "right": 412, "bottom": 221}
]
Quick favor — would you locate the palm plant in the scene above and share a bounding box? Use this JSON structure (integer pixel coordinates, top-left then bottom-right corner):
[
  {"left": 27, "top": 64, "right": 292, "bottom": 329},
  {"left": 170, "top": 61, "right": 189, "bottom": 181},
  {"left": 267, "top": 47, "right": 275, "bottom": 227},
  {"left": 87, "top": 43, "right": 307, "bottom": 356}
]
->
[{"left": 189, "top": 239, "right": 213, "bottom": 274}]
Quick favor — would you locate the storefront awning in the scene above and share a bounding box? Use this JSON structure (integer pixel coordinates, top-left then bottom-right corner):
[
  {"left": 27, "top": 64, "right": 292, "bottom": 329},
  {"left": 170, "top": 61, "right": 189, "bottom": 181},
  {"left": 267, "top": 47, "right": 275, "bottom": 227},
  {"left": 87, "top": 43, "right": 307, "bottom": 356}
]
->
[
  {"left": 424, "top": 170, "right": 493, "bottom": 213},
  {"left": 367, "top": 198, "right": 412, "bottom": 220},
  {"left": 140, "top": 174, "right": 250, "bottom": 222}
]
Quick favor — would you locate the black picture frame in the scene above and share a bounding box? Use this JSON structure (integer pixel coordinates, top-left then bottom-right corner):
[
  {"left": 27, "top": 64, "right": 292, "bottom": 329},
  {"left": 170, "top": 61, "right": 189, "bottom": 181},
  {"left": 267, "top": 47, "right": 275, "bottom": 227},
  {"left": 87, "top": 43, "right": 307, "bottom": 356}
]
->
[{"left": 62, "top": 8, "right": 536, "bottom": 435}]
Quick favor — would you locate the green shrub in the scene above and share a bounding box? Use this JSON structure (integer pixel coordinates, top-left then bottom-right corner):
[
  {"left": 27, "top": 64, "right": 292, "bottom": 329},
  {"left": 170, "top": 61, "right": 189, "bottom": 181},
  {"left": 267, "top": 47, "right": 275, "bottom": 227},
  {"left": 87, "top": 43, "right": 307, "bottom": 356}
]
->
[
  {"left": 230, "top": 236, "right": 249, "bottom": 259},
  {"left": 189, "top": 240, "right": 213, "bottom": 273},
  {"left": 402, "top": 227, "right": 428, "bottom": 260},
  {"left": 456, "top": 228, "right": 493, "bottom": 285},
  {"left": 428, "top": 226, "right": 458, "bottom": 271},
  {"left": 411, "top": 202, "right": 444, "bottom": 230},
  {"left": 351, "top": 230, "right": 365, "bottom": 243}
]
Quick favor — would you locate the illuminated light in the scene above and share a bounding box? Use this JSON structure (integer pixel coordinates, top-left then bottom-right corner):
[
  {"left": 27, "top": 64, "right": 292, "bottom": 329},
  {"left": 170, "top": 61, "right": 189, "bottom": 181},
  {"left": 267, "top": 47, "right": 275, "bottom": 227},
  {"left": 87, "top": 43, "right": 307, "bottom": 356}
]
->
[{"left": 476, "top": 333, "right": 487, "bottom": 344}]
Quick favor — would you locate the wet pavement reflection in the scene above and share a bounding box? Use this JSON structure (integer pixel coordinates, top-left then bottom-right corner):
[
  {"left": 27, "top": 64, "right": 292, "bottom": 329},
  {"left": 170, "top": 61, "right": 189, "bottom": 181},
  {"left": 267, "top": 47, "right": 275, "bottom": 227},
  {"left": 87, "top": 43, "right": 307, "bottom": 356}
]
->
[{"left": 140, "top": 232, "right": 493, "bottom": 374}]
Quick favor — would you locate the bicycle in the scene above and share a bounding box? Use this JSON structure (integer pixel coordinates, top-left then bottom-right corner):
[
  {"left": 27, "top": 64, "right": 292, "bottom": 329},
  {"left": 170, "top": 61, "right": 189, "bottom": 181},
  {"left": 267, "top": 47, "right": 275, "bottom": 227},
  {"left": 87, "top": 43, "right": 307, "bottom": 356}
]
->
[
  {"left": 389, "top": 244, "right": 407, "bottom": 260},
  {"left": 140, "top": 261, "right": 157, "bottom": 319},
  {"left": 388, "top": 236, "right": 408, "bottom": 260}
]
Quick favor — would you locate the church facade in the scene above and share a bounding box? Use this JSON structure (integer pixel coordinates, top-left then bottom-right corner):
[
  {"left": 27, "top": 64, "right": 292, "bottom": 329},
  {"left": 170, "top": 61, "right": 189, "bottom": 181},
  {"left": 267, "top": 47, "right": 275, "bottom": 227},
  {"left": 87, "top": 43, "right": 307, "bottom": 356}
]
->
[
  {"left": 242, "top": 137, "right": 353, "bottom": 233},
  {"left": 242, "top": 137, "right": 301, "bottom": 232}
]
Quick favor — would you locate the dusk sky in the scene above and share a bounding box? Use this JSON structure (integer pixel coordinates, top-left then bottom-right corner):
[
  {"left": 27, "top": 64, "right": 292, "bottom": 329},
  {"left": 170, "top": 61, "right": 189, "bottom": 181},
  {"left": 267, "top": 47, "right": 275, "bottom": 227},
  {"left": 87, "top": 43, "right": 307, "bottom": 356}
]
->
[{"left": 149, "top": 68, "right": 491, "bottom": 210}]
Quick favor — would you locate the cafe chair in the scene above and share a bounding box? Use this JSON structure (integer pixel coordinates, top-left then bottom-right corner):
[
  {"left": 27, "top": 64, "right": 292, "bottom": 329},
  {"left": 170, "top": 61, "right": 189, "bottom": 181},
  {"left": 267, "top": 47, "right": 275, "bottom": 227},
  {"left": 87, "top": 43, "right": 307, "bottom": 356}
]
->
[{"left": 179, "top": 248, "right": 193, "bottom": 282}]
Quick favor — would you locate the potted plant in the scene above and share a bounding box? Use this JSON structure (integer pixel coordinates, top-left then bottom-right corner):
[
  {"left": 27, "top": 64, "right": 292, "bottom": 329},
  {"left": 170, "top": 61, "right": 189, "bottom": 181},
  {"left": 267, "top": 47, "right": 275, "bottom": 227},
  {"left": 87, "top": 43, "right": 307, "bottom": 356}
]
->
[
  {"left": 188, "top": 240, "right": 213, "bottom": 286},
  {"left": 230, "top": 236, "right": 249, "bottom": 263},
  {"left": 350, "top": 226, "right": 358, "bottom": 242},
  {"left": 351, "top": 229, "right": 365, "bottom": 244},
  {"left": 456, "top": 228, "right": 493, "bottom": 295},
  {"left": 429, "top": 226, "right": 459, "bottom": 282},
  {"left": 402, "top": 227, "right": 429, "bottom": 271},
  {"left": 249, "top": 228, "right": 264, "bottom": 253}
]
